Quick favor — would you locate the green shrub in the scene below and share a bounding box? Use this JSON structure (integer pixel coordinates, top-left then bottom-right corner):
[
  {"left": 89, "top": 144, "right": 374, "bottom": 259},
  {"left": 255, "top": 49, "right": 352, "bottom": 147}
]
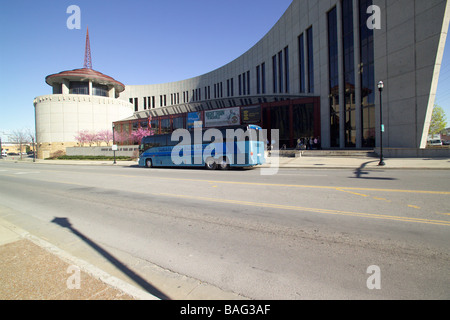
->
[{"left": 47, "top": 155, "right": 134, "bottom": 161}]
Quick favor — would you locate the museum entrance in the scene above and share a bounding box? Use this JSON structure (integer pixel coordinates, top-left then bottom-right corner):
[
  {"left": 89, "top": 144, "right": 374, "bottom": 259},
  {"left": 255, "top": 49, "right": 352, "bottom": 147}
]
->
[{"left": 261, "top": 97, "right": 320, "bottom": 149}]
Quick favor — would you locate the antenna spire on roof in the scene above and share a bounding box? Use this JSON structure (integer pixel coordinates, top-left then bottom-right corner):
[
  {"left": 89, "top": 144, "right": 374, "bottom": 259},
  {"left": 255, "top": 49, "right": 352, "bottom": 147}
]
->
[{"left": 83, "top": 26, "right": 92, "bottom": 69}]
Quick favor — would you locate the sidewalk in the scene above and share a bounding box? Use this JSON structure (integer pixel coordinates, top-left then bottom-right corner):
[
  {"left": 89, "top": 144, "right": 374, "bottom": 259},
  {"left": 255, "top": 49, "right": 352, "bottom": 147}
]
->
[
  {"left": 0, "top": 218, "right": 158, "bottom": 300},
  {"left": 2, "top": 154, "right": 450, "bottom": 169},
  {"left": 263, "top": 155, "right": 450, "bottom": 170}
]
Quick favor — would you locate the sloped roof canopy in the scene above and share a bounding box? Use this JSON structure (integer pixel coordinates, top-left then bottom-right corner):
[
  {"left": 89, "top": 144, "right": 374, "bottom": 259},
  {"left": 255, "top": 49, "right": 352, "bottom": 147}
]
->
[{"left": 45, "top": 68, "right": 125, "bottom": 93}]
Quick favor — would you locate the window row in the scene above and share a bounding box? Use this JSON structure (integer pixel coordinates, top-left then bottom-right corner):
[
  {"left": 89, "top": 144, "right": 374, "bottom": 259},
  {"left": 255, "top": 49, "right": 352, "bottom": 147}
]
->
[
  {"left": 129, "top": 26, "right": 317, "bottom": 112},
  {"left": 272, "top": 46, "right": 290, "bottom": 94},
  {"left": 68, "top": 81, "right": 109, "bottom": 97}
]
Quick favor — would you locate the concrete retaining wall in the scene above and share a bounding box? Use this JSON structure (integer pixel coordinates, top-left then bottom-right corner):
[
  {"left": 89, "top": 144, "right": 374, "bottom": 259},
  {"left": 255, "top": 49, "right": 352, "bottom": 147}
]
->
[{"left": 66, "top": 145, "right": 139, "bottom": 157}]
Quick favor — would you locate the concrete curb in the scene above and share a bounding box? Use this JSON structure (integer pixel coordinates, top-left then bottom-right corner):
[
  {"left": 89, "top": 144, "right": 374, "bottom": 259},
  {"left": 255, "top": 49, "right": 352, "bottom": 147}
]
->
[{"left": 2, "top": 156, "right": 449, "bottom": 170}]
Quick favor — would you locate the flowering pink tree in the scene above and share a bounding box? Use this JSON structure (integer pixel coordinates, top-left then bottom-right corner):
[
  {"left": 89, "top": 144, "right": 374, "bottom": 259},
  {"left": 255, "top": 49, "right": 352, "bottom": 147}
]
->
[
  {"left": 85, "top": 131, "right": 98, "bottom": 146},
  {"left": 74, "top": 130, "right": 90, "bottom": 147},
  {"left": 97, "top": 130, "right": 113, "bottom": 146},
  {"left": 131, "top": 128, "right": 154, "bottom": 144},
  {"left": 113, "top": 130, "right": 130, "bottom": 145}
]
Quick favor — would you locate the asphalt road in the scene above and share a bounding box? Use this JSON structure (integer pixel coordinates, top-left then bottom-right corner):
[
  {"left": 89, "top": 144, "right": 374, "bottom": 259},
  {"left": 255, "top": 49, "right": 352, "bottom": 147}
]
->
[{"left": 0, "top": 161, "right": 449, "bottom": 299}]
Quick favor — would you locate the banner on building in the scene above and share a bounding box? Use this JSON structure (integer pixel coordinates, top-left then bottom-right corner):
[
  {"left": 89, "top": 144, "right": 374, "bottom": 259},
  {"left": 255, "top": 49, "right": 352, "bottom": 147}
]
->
[
  {"left": 187, "top": 112, "right": 202, "bottom": 129},
  {"left": 241, "top": 105, "right": 261, "bottom": 124},
  {"left": 205, "top": 107, "right": 240, "bottom": 127}
]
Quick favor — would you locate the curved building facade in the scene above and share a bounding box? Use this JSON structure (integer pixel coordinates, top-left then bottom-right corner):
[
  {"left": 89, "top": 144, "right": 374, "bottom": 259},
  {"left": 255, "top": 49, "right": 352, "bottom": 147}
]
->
[
  {"left": 117, "top": 0, "right": 450, "bottom": 151},
  {"left": 34, "top": 68, "right": 134, "bottom": 159}
]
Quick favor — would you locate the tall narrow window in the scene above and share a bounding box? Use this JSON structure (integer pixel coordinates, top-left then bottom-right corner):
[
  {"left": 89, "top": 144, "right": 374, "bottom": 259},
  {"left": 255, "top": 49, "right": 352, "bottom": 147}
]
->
[
  {"left": 256, "top": 65, "right": 261, "bottom": 94},
  {"left": 278, "top": 51, "right": 283, "bottom": 93},
  {"left": 360, "top": 0, "right": 375, "bottom": 148},
  {"left": 272, "top": 55, "right": 277, "bottom": 93},
  {"left": 306, "top": 27, "right": 314, "bottom": 93},
  {"left": 247, "top": 71, "right": 250, "bottom": 95},
  {"left": 343, "top": 0, "right": 356, "bottom": 147},
  {"left": 284, "top": 46, "right": 289, "bottom": 93},
  {"left": 261, "top": 63, "right": 266, "bottom": 94},
  {"left": 239, "top": 75, "right": 242, "bottom": 96},
  {"left": 328, "top": 7, "right": 339, "bottom": 147},
  {"left": 230, "top": 78, "right": 234, "bottom": 96},
  {"left": 298, "top": 34, "right": 305, "bottom": 93}
]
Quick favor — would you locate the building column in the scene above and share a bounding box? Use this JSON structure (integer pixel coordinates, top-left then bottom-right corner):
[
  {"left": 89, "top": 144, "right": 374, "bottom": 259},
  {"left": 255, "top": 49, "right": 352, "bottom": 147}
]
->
[
  {"left": 62, "top": 79, "right": 70, "bottom": 94},
  {"left": 109, "top": 86, "right": 116, "bottom": 98},
  {"left": 353, "top": 0, "right": 362, "bottom": 148},
  {"left": 337, "top": 0, "right": 345, "bottom": 149},
  {"left": 89, "top": 80, "right": 93, "bottom": 96}
]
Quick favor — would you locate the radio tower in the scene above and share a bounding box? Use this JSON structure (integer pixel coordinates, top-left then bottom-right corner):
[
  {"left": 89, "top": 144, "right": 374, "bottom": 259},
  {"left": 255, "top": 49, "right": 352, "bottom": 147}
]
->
[{"left": 83, "top": 26, "right": 92, "bottom": 69}]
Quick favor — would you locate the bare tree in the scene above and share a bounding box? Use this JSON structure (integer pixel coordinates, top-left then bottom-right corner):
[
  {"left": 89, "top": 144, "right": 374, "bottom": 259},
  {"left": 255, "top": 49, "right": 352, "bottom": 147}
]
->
[
  {"left": 26, "top": 128, "right": 36, "bottom": 162},
  {"left": 9, "top": 129, "right": 31, "bottom": 160}
]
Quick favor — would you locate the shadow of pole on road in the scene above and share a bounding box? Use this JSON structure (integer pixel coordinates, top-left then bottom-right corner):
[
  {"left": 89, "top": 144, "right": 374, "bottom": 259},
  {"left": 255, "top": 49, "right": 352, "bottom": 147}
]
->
[{"left": 51, "top": 216, "right": 170, "bottom": 300}]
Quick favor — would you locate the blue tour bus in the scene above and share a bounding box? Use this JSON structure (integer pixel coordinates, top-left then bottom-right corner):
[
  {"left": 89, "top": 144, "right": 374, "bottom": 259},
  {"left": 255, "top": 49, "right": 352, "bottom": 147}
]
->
[{"left": 138, "top": 124, "right": 266, "bottom": 170}]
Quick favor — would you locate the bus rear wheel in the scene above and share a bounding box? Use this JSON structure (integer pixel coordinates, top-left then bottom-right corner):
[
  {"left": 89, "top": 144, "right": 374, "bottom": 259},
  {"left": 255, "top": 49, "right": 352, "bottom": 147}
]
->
[
  {"left": 205, "top": 158, "right": 217, "bottom": 170},
  {"left": 217, "top": 157, "right": 229, "bottom": 170},
  {"left": 145, "top": 159, "right": 153, "bottom": 168}
]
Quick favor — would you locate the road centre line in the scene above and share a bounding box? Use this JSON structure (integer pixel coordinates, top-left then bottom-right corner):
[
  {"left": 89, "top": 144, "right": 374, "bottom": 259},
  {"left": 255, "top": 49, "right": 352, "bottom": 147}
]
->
[
  {"left": 155, "top": 192, "right": 450, "bottom": 227},
  {"left": 3, "top": 167, "right": 449, "bottom": 196},
  {"left": 335, "top": 188, "right": 370, "bottom": 197},
  {"left": 3, "top": 172, "right": 450, "bottom": 227},
  {"left": 152, "top": 177, "right": 450, "bottom": 196}
]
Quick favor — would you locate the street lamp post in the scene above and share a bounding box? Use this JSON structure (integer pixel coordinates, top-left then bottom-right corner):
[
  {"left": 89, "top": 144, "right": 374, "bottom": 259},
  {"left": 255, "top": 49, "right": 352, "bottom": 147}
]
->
[
  {"left": 32, "top": 136, "right": 36, "bottom": 163},
  {"left": 112, "top": 124, "right": 117, "bottom": 165},
  {"left": 378, "top": 81, "right": 385, "bottom": 166}
]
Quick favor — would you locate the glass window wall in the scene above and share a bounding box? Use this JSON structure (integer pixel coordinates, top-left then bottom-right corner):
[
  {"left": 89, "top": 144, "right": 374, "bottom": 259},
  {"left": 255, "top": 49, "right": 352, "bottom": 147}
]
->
[
  {"left": 93, "top": 83, "right": 108, "bottom": 97},
  {"left": 359, "top": 0, "right": 375, "bottom": 147},
  {"left": 69, "top": 81, "right": 89, "bottom": 95},
  {"left": 328, "top": 7, "right": 340, "bottom": 147},
  {"left": 343, "top": 0, "right": 356, "bottom": 147}
]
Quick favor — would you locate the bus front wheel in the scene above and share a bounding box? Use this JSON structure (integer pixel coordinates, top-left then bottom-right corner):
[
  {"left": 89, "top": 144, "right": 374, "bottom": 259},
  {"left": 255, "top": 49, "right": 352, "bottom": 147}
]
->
[
  {"left": 145, "top": 159, "right": 153, "bottom": 168},
  {"left": 205, "top": 158, "right": 217, "bottom": 170}
]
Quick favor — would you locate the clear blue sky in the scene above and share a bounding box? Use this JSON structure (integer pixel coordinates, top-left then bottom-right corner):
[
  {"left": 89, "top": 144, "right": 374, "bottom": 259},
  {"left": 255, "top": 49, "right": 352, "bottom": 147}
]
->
[{"left": 0, "top": 0, "right": 449, "bottom": 140}]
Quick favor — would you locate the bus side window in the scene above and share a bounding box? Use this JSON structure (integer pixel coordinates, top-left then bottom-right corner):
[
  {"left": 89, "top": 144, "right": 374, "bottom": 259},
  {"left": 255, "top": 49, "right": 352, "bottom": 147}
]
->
[
  {"left": 154, "top": 135, "right": 166, "bottom": 147},
  {"left": 169, "top": 134, "right": 188, "bottom": 146}
]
